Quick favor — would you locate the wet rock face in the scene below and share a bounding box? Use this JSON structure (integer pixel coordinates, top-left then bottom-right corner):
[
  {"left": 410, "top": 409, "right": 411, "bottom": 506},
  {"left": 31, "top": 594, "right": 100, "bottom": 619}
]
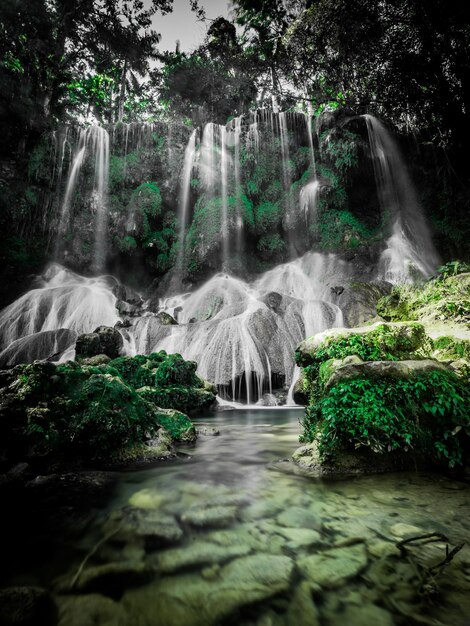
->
[
  {"left": 332, "top": 281, "right": 392, "bottom": 327},
  {"left": 75, "top": 325, "right": 123, "bottom": 359},
  {"left": 0, "top": 329, "right": 77, "bottom": 367}
]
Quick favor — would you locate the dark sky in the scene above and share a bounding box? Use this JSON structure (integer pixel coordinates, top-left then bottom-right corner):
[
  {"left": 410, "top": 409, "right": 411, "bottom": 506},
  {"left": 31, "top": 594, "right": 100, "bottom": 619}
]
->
[{"left": 151, "top": 0, "right": 231, "bottom": 52}]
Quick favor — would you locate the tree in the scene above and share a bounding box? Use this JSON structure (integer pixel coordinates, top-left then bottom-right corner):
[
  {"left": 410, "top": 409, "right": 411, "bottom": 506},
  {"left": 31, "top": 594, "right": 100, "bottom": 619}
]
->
[{"left": 0, "top": 0, "right": 174, "bottom": 153}]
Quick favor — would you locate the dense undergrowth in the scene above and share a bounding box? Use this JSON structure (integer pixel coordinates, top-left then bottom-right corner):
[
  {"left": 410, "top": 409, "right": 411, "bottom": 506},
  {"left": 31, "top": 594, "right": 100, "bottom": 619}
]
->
[{"left": 296, "top": 273, "right": 470, "bottom": 468}]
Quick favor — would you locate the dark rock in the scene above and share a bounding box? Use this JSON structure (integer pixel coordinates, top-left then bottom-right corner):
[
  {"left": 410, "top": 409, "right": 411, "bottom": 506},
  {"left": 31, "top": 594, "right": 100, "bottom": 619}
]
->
[
  {"left": 25, "top": 471, "right": 116, "bottom": 509},
  {"left": 333, "top": 281, "right": 392, "bottom": 327},
  {"left": 93, "top": 326, "right": 124, "bottom": 358},
  {"left": 75, "top": 333, "right": 101, "bottom": 358},
  {"left": 75, "top": 326, "right": 123, "bottom": 360},
  {"left": 261, "top": 292, "right": 283, "bottom": 312},
  {"left": 114, "top": 319, "right": 132, "bottom": 329},
  {"left": 0, "top": 586, "right": 56, "bottom": 626},
  {"left": 115, "top": 300, "right": 140, "bottom": 317},
  {"left": 57, "top": 561, "right": 152, "bottom": 597},
  {"left": 156, "top": 312, "right": 178, "bottom": 326}
]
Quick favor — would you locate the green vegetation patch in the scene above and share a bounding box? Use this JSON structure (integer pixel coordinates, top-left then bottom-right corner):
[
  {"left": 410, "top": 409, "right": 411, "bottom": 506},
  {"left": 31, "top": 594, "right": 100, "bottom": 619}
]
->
[
  {"left": 301, "top": 370, "right": 470, "bottom": 469},
  {"left": 0, "top": 352, "right": 216, "bottom": 463}
]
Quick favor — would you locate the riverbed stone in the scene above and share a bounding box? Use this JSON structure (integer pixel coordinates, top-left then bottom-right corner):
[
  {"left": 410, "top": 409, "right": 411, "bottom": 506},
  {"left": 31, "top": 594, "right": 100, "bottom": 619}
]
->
[
  {"left": 196, "top": 426, "right": 220, "bottom": 436},
  {"left": 276, "top": 506, "right": 318, "bottom": 529},
  {"left": 56, "top": 593, "right": 130, "bottom": 626},
  {"left": 329, "top": 603, "right": 394, "bottom": 626},
  {"left": 123, "top": 554, "right": 294, "bottom": 626},
  {"left": 128, "top": 489, "right": 166, "bottom": 510},
  {"left": 285, "top": 581, "right": 320, "bottom": 626},
  {"left": 104, "top": 507, "right": 183, "bottom": 547},
  {"left": 278, "top": 527, "right": 323, "bottom": 550},
  {"left": 389, "top": 522, "right": 423, "bottom": 539},
  {"left": 297, "top": 543, "right": 368, "bottom": 588},
  {"left": 0, "top": 586, "right": 56, "bottom": 626},
  {"left": 58, "top": 560, "right": 152, "bottom": 596},
  {"left": 150, "top": 540, "right": 252, "bottom": 574},
  {"left": 181, "top": 505, "right": 238, "bottom": 528}
]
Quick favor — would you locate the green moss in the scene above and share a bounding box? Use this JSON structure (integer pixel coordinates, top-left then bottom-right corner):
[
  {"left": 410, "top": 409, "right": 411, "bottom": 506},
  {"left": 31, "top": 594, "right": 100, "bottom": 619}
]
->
[
  {"left": 254, "top": 201, "right": 282, "bottom": 233},
  {"left": 432, "top": 336, "right": 470, "bottom": 361},
  {"left": 315, "top": 209, "right": 375, "bottom": 250},
  {"left": 0, "top": 351, "right": 217, "bottom": 463},
  {"left": 257, "top": 233, "right": 286, "bottom": 260},
  {"left": 296, "top": 323, "right": 430, "bottom": 368},
  {"left": 302, "top": 370, "right": 470, "bottom": 468},
  {"left": 377, "top": 273, "right": 470, "bottom": 324}
]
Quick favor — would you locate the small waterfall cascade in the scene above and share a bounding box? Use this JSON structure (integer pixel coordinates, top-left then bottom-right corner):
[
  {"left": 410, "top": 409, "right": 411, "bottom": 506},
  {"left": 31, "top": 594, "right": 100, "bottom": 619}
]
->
[
  {"left": 91, "top": 126, "right": 110, "bottom": 273},
  {"left": 364, "top": 114, "right": 440, "bottom": 281},
  {"left": 0, "top": 264, "right": 119, "bottom": 351},
  {"left": 54, "top": 125, "right": 110, "bottom": 271},
  {"left": 300, "top": 180, "right": 320, "bottom": 225},
  {"left": 176, "top": 129, "right": 198, "bottom": 269}
]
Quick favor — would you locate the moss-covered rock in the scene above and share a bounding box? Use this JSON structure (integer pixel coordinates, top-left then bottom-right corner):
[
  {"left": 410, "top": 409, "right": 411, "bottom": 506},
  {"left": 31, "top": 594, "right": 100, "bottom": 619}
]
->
[
  {"left": 0, "top": 351, "right": 217, "bottom": 467},
  {"left": 377, "top": 272, "right": 470, "bottom": 326},
  {"left": 295, "top": 319, "right": 470, "bottom": 471},
  {"left": 296, "top": 322, "right": 430, "bottom": 368}
]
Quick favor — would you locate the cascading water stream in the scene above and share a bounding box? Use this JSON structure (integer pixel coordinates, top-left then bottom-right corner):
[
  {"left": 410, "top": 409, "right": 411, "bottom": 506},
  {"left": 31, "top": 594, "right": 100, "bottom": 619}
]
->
[
  {"left": 91, "top": 126, "right": 110, "bottom": 273},
  {"left": 363, "top": 114, "right": 439, "bottom": 281},
  {"left": 176, "top": 129, "right": 197, "bottom": 272}
]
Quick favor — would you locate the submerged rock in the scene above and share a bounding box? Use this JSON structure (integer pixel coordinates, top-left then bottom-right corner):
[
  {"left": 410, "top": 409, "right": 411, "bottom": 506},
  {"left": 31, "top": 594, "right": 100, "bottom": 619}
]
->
[
  {"left": 55, "top": 593, "right": 129, "bottom": 626},
  {"left": 150, "top": 540, "right": 252, "bottom": 574},
  {"left": 297, "top": 543, "right": 368, "bottom": 588},
  {"left": 181, "top": 505, "right": 238, "bottom": 528},
  {"left": 57, "top": 561, "right": 152, "bottom": 596},
  {"left": 123, "top": 554, "right": 294, "bottom": 626},
  {"left": 104, "top": 507, "right": 184, "bottom": 548}
]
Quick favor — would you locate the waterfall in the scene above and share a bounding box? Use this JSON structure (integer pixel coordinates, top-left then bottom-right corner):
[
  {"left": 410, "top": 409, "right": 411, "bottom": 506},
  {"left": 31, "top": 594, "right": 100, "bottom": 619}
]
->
[
  {"left": 91, "top": 126, "right": 110, "bottom": 273},
  {"left": 199, "top": 123, "right": 216, "bottom": 194},
  {"left": 364, "top": 114, "right": 439, "bottom": 281},
  {"left": 176, "top": 129, "right": 197, "bottom": 269},
  {"left": 220, "top": 125, "right": 229, "bottom": 267},
  {"left": 54, "top": 125, "right": 110, "bottom": 273},
  {"left": 232, "top": 116, "right": 243, "bottom": 257},
  {"left": 55, "top": 130, "right": 87, "bottom": 244},
  {"left": 300, "top": 180, "right": 320, "bottom": 225},
  {"left": 305, "top": 113, "right": 317, "bottom": 177}
]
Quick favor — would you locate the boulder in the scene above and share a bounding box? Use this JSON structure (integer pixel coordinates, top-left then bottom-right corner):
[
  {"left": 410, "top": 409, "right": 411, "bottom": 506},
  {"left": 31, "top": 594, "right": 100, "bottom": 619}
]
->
[
  {"left": 297, "top": 543, "right": 368, "bottom": 588},
  {"left": 55, "top": 594, "right": 129, "bottom": 626},
  {"left": 323, "top": 359, "right": 447, "bottom": 391},
  {"left": 75, "top": 326, "right": 123, "bottom": 359},
  {"left": 156, "top": 312, "right": 178, "bottom": 326},
  {"left": 296, "top": 321, "right": 428, "bottom": 367},
  {"left": 103, "top": 507, "right": 184, "bottom": 548},
  {"left": 332, "top": 281, "right": 391, "bottom": 327}
]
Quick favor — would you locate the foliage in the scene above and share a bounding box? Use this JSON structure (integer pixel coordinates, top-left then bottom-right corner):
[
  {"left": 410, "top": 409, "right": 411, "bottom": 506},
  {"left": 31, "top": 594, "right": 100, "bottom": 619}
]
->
[
  {"left": 254, "top": 201, "right": 283, "bottom": 233},
  {"left": 315, "top": 210, "right": 375, "bottom": 250},
  {"left": 0, "top": 351, "right": 216, "bottom": 462},
  {"left": 436, "top": 261, "right": 470, "bottom": 279},
  {"left": 302, "top": 370, "right": 470, "bottom": 468},
  {"left": 257, "top": 233, "right": 286, "bottom": 260},
  {"left": 377, "top": 272, "right": 470, "bottom": 325}
]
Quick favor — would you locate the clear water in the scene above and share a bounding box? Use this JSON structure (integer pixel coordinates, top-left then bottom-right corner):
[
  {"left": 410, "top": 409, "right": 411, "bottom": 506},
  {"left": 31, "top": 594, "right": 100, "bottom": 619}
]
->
[{"left": 4, "top": 408, "right": 470, "bottom": 625}]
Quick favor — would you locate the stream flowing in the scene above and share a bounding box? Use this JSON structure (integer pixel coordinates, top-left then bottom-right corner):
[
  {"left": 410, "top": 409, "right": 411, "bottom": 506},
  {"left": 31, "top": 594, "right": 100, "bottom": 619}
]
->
[{"left": 3, "top": 408, "right": 470, "bottom": 626}]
